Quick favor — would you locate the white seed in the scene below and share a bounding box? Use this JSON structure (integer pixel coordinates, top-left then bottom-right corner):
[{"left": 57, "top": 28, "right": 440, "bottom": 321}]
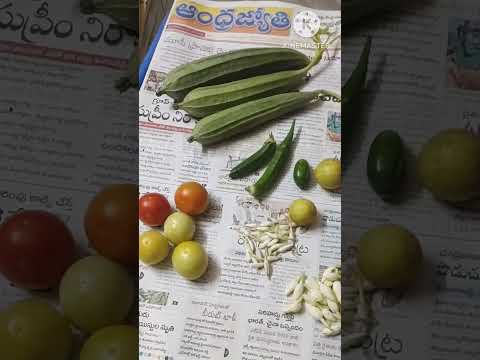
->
[
  {"left": 323, "top": 280, "right": 333, "bottom": 287},
  {"left": 259, "top": 234, "right": 271, "bottom": 243},
  {"left": 251, "top": 262, "right": 264, "bottom": 269},
  {"left": 327, "top": 299, "right": 339, "bottom": 314},
  {"left": 266, "top": 238, "right": 279, "bottom": 247},
  {"left": 322, "top": 267, "right": 341, "bottom": 282},
  {"left": 330, "top": 321, "right": 341, "bottom": 332},
  {"left": 308, "top": 288, "right": 323, "bottom": 302},
  {"left": 275, "top": 243, "right": 294, "bottom": 254},
  {"left": 320, "top": 283, "right": 337, "bottom": 302},
  {"left": 283, "top": 299, "right": 303, "bottom": 314},
  {"left": 268, "top": 243, "right": 284, "bottom": 253},
  {"left": 267, "top": 256, "right": 282, "bottom": 262},
  {"left": 245, "top": 249, "right": 254, "bottom": 263},
  {"left": 333, "top": 310, "right": 341, "bottom": 320},
  {"left": 320, "top": 317, "right": 331, "bottom": 329},
  {"left": 266, "top": 232, "right": 278, "bottom": 239},
  {"left": 332, "top": 281, "right": 341, "bottom": 304},
  {"left": 305, "top": 276, "right": 321, "bottom": 291},
  {"left": 285, "top": 274, "right": 303, "bottom": 296},
  {"left": 323, "top": 326, "right": 340, "bottom": 336},
  {"left": 290, "top": 282, "right": 305, "bottom": 301},
  {"left": 321, "top": 308, "right": 336, "bottom": 321},
  {"left": 305, "top": 303, "right": 323, "bottom": 321}
]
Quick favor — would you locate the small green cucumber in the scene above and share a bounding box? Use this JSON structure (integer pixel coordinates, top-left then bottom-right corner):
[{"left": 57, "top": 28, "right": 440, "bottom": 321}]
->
[
  {"left": 229, "top": 134, "right": 277, "bottom": 179},
  {"left": 156, "top": 48, "right": 310, "bottom": 101},
  {"left": 367, "top": 130, "right": 405, "bottom": 200},
  {"left": 293, "top": 159, "right": 311, "bottom": 190}
]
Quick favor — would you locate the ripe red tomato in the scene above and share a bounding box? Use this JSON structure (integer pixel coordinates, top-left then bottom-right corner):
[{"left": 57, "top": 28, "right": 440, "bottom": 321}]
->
[
  {"left": 0, "top": 210, "right": 76, "bottom": 290},
  {"left": 174, "top": 182, "right": 209, "bottom": 216},
  {"left": 85, "top": 184, "right": 138, "bottom": 267},
  {"left": 138, "top": 193, "right": 171, "bottom": 226}
]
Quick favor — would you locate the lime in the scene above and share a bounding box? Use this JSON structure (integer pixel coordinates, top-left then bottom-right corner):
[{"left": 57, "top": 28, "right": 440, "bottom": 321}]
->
[
  {"left": 357, "top": 224, "right": 423, "bottom": 289},
  {"left": 417, "top": 128, "right": 480, "bottom": 202},
  {"left": 288, "top": 199, "right": 317, "bottom": 226},
  {"left": 314, "top": 159, "right": 341, "bottom": 190}
]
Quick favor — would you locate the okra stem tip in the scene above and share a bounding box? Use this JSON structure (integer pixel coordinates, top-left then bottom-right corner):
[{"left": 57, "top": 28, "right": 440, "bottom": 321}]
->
[{"left": 187, "top": 136, "right": 195, "bottom": 143}]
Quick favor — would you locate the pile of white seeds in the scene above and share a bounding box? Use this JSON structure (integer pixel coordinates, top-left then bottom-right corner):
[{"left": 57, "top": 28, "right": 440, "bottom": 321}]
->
[
  {"left": 284, "top": 266, "right": 342, "bottom": 336},
  {"left": 231, "top": 212, "right": 304, "bottom": 278}
]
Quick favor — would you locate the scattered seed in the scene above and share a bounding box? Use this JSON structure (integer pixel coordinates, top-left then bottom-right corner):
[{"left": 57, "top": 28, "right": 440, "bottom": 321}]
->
[
  {"left": 305, "top": 303, "right": 323, "bottom": 321},
  {"left": 327, "top": 299, "right": 339, "bottom": 314},
  {"left": 276, "top": 243, "right": 294, "bottom": 254},
  {"left": 291, "top": 282, "right": 305, "bottom": 301},
  {"left": 267, "top": 255, "right": 282, "bottom": 262},
  {"left": 332, "top": 281, "right": 341, "bottom": 304},
  {"left": 305, "top": 276, "right": 321, "bottom": 291},
  {"left": 284, "top": 299, "right": 303, "bottom": 314},
  {"left": 320, "top": 283, "right": 337, "bottom": 302}
]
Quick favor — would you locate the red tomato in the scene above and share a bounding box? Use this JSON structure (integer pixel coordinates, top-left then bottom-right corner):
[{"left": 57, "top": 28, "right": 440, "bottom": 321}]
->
[
  {"left": 138, "top": 193, "right": 171, "bottom": 226},
  {"left": 0, "top": 210, "right": 76, "bottom": 290},
  {"left": 174, "top": 182, "right": 209, "bottom": 216},
  {"left": 85, "top": 184, "right": 138, "bottom": 267}
]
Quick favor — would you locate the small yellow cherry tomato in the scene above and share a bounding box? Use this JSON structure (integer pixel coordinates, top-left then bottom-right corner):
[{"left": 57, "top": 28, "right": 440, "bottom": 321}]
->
[
  {"left": 139, "top": 230, "right": 170, "bottom": 265},
  {"left": 172, "top": 241, "right": 208, "bottom": 280}
]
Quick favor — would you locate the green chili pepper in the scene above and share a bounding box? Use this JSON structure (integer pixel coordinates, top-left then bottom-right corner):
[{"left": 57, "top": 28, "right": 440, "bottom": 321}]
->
[
  {"left": 229, "top": 134, "right": 277, "bottom": 179},
  {"left": 246, "top": 121, "right": 296, "bottom": 198}
]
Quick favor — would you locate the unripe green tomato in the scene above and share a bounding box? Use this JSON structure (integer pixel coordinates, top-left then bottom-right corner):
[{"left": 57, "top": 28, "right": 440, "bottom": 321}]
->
[
  {"left": 163, "top": 212, "right": 196, "bottom": 245},
  {"left": 80, "top": 325, "right": 138, "bottom": 360},
  {"left": 172, "top": 241, "right": 208, "bottom": 280},
  {"left": 357, "top": 224, "right": 423, "bottom": 289},
  {"left": 0, "top": 299, "right": 72, "bottom": 360},
  {"left": 59, "top": 256, "right": 134, "bottom": 333}
]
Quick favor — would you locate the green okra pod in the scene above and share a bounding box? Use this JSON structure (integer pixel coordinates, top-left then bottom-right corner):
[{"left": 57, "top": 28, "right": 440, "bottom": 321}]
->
[
  {"left": 229, "top": 134, "right": 277, "bottom": 179},
  {"left": 246, "top": 121, "right": 296, "bottom": 198}
]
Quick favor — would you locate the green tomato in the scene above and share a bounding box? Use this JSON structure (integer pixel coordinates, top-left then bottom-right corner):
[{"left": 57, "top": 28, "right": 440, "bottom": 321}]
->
[
  {"left": 139, "top": 230, "right": 170, "bottom": 265},
  {"left": 80, "top": 325, "right": 138, "bottom": 360},
  {"left": 163, "top": 212, "right": 196, "bottom": 245},
  {"left": 288, "top": 199, "right": 317, "bottom": 226},
  {"left": 59, "top": 256, "right": 134, "bottom": 333},
  {"left": 172, "top": 241, "right": 208, "bottom": 280},
  {"left": 417, "top": 128, "right": 480, "bottom": 203},
  {"left": 0, "top": 299, "right": 72, "bottom": 360},
  {"left": 357, "top": 224, "right": 423, "bottom": 289}
]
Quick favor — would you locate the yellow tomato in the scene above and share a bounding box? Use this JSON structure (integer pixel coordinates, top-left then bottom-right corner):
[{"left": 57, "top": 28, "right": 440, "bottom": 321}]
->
[
  {"left": 314, "top": 159, "right": 341, "bottom": 190},
  {"left": 139, "top": 230, "right": 170, "bottom": 265},
  {"left": 0, "top": 299, "right": 72, "bottom": 360},
  {"left": 172, "top": 241, "right": 208, "bottom": 280},
  {"left": 163, "top": 212, "right": 196, "bottom": 245},
  {"left": 59, "top": 256, "right": 134, "bottom": 333},
  {"left": 288, "top": 199, "right": 317, "bottom": 226},
  {"left": 80, "top": 325, "right": 138, "bottom": 360}
]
